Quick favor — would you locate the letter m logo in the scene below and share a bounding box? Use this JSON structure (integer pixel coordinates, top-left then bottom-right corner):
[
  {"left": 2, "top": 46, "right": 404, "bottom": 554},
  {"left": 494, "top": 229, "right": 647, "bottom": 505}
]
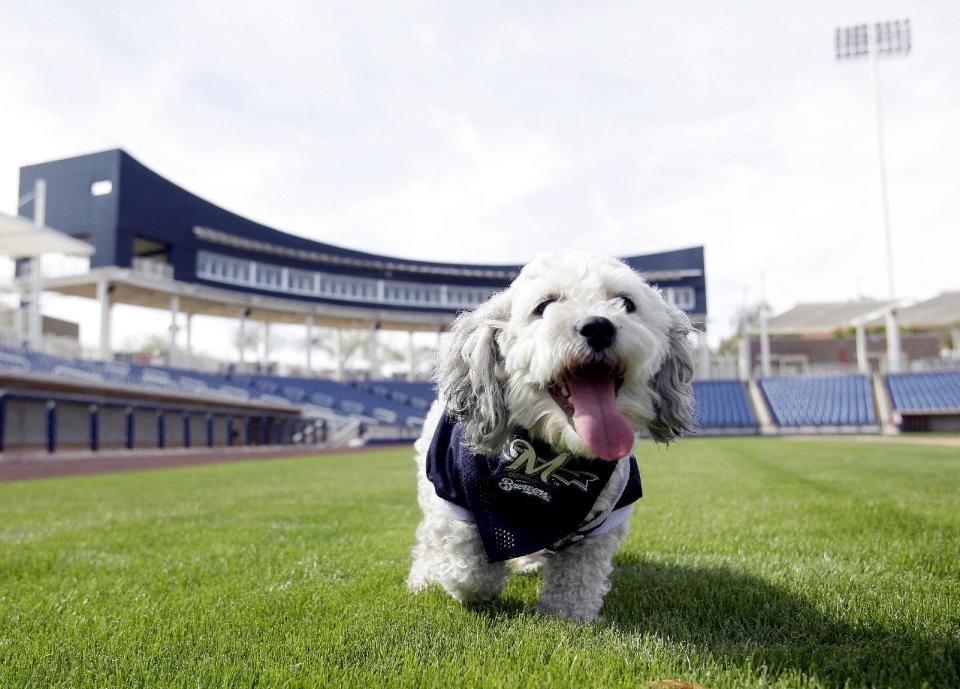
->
[{"left": 505, "top": 440, "right": 570, "bottom": 484}]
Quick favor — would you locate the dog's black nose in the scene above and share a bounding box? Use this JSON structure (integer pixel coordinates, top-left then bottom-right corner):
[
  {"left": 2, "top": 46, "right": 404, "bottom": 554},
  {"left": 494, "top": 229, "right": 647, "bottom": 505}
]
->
[{"left": 578, "top": 316, "right": 616, "bottom": 351}]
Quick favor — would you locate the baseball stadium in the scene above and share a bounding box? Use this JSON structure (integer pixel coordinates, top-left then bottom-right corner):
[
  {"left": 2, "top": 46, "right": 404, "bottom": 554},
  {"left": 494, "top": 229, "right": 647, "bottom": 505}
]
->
[
  {"left": 0, "top": 146, "right": 957, "bottom": 689},
  {"left": 2, "top": 149, "right": 959, "bottom": 459}
]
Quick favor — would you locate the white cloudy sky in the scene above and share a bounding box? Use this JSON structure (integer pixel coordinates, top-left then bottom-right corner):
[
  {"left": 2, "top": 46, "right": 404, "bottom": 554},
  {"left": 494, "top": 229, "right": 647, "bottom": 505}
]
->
[{"left": 1, "top": 0, "right": 958, "bottom": 361}]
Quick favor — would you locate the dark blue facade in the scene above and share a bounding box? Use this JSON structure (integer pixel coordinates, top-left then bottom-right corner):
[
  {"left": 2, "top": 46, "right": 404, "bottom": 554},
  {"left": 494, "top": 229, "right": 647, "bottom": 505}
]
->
[
  {"left": 18, "top": 150, "right": 707, "bottom": 318},
  {"left": 622, "top": 245, "right": 707, "bottom": 319}
]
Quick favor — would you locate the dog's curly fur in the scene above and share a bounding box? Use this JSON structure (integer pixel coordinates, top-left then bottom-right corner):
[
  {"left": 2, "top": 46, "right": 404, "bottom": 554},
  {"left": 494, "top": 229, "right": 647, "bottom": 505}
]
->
[{"left": 407, "top": 251, "right": 695, "bottom": 620}]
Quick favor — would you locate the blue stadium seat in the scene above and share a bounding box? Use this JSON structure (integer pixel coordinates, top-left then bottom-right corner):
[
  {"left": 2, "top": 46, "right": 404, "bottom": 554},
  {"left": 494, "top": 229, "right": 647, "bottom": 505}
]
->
[
  {"left": 239, "top": 374, "right": 426, "bottom": 426},
  {"left": 0, "top": 350, "right": 31, "bottom": 371},
  {"left": 692, "top": 380, "right": 757, "bottom": 430},
  {"left": 0, "top": 346, "right": 427, "bottom": 426},
  {"left": 356, "top": 380, "right": 437, "bottom": 411},
  {"left": 759, "top": 375, "right": 876, "bottom": 426},
  {"left": 886, "top": 371, "right": 960, "bottom": 412},
  {"left": 366, "top": 378, "right": 764, "bottom": 432}
]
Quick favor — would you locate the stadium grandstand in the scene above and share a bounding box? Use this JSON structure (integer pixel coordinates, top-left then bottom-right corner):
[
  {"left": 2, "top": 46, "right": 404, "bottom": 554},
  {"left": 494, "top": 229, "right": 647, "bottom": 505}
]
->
[
  {"left": 15, "top": 150, "right": 707, "bottom": 369},
  {"left": 0, "top": 149, "right": 957, "bottom": 458}
]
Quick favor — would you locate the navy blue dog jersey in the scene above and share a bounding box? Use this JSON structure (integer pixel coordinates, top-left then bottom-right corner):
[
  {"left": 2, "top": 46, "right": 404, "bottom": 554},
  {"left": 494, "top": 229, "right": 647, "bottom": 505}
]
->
[{"left": 426, "top": 412, "right": 642, "bottom": 562}]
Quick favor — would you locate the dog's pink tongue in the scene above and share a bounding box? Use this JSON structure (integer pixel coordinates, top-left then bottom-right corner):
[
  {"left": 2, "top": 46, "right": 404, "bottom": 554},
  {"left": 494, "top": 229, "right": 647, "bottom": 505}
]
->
[{"left": 567, "top": 376, "right": 635, "bottom": 461}]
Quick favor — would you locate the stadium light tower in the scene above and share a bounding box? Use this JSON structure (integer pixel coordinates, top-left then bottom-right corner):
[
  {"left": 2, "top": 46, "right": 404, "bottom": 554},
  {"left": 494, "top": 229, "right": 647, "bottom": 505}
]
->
[{"left": 835, "top": 19, "right": 911, "bottom": 372}]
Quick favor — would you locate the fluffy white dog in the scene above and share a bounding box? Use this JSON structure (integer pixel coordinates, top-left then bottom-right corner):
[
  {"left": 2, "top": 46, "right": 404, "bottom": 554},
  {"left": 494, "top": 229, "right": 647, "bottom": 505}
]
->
[{"left": 407, "top": 251, "right": 695, "bottom": 620}]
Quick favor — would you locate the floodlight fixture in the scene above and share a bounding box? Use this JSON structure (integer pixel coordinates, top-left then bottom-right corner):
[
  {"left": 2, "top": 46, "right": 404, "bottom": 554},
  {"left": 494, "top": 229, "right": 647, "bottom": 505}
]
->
[{"left": 835, "top": 20, "right": 911, "bottom": 60}]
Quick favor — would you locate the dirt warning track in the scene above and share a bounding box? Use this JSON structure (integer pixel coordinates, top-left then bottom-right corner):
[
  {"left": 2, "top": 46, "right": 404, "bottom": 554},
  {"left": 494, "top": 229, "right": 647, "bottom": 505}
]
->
[
  {"left": 785, "top": 434, "right": 960, "bottom": 448},
  {"left": 0, "top": 444, "right": 407, "bottom": 482}
]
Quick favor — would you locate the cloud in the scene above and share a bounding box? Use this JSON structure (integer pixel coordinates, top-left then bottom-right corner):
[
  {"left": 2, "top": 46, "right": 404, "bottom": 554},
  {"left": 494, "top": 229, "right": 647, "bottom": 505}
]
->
[{"left": 1, "top": 0, "right": 959, "bottom": 354}]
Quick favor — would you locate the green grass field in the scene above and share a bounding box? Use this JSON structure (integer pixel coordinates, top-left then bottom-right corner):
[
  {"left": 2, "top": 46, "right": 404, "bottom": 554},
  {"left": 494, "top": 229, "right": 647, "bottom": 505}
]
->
[{"left": 1, "top": 439, "right": 958, "bottom": 689}]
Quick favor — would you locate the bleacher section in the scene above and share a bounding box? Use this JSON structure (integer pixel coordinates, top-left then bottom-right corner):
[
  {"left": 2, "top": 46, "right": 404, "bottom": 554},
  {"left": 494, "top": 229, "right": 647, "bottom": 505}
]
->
[
  {"left": 692, "top": 380, "right": 758, "bottom": 433},
  {"left": 362, "top": 377, "right": 763, "bottom": 435},
  {"left": 886, "top": 371, "right": 960, "bottom": 412},
  {"left": 353, "top": 380, "right": 436, "bottom": 411},
  {"left": 5, "top": 343, "right": 960, "bottom": 443},
  {"left": 241, "top": 375, "right": 425, "bottom": 425},
  {"left": 885, "top": 371, "right": 960, "bottom": 432},
  {"left": 0, "top": 347, "right": 428, "bottom": 427},
  {"left": 759, "top": 375, "right": 876, "bottom": 429}
]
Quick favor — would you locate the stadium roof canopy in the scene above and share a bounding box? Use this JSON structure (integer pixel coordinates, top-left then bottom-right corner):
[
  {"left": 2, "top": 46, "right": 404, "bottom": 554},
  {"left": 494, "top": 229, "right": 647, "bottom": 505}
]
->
[
  {"left": 0, "top": 211, "right": 94, "bottom": 258},
  {"left": 766, "top": 299, "right": 893, "bottom": 335},
  {"left": 17, "top": 149, "right": 709, "bottom": 332},
  {"left": 872, "top": 292, "right": 960, "bottom": 330}
]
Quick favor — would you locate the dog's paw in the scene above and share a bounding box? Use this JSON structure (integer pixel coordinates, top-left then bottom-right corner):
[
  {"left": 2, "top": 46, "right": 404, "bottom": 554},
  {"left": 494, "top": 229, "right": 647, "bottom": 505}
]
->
[
  {"left": 534, "top": 603, "right": 601, "bottom": 622},
  {"left": 405, "top": 570, "right": 431, "bottom": 592},
  {"left": 445, "top": 581, "right": 504, "bottom": 604}
]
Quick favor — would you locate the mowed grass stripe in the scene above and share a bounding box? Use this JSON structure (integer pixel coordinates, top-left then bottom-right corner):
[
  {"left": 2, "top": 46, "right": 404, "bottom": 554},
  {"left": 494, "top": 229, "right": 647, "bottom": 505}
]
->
[{"left": 0, "top": 439, "right": 957, "bottom": 689}]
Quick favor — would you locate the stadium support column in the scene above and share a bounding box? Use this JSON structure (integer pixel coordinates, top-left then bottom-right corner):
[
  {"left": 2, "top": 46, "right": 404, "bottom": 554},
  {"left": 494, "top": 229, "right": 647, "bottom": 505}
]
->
[
  {"left": 407, "top": 331, "right": 416, "bottom": 381},
  {"left": 433, "top": 325, "right": 445, "bottom": 373},
  {"left": 759, "top": 306, "right": 772, "bottom": 378},
  {"left": 738, "top": 329, "right": 751, "bottom": 381},
  {"left": 855, "top": 322, "right": 869, "bottom": 374},
  {"left": 96, "top": 277, "right": 112, "bottom": 361},
  {"left": 168, "top": 295, "right": 180, "bottom": 368},
  {"left": 185, "top": 314, "right": 193, "bottom": 361},
  {"left": 261, "top": 322, "right": 271, "bottom": 368},
  {"left": 697, "top": 331, "right": 710, "bottom": 379},
  {"left": 26, "top": 259, "right": 43, "bottom": 349},
  {"left": 368, "top": 321, "right": 381, "bottom": 379},
  {"left": 305, "top": 315, "right": 314, "bottom": 374},
  {"left": 238, "top": 308, "right": 249, "bottom": 366},
  {"left": 885, "top": 308, "right": 902, "bottom": 373},
  {"left": 13, "top": 294, "right": 24, "bottom": 345},
  {"left": 27, "top": 179, "right": 46, "bottom": 350},
  {"left": 334, "top": 327, "right": 345, "bottom": 381}
]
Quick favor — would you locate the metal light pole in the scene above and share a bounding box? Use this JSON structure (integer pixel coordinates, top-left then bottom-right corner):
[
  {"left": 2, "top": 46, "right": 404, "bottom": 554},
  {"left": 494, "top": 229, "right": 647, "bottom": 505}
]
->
[{"left": 835, "top": 19, "right": 911, "bottom": 372}]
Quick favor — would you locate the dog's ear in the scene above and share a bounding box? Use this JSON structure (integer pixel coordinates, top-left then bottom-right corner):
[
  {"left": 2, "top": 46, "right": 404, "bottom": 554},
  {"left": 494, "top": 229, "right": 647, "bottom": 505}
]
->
[
  {"left": 436, "top": 290, "right": 512, "bottom": 454},
  {"left": 648, "top": 307, "right": 696, "bottom": 443}
]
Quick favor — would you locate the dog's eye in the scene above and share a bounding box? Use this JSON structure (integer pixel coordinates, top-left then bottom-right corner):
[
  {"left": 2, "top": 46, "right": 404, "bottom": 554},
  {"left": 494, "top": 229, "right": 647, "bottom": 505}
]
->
[
  {"left": 620, "top": 295, "right": 636, "bottom": 313},
  {"left": 532, "top": 298, "right": 557, "bottom": 317}
]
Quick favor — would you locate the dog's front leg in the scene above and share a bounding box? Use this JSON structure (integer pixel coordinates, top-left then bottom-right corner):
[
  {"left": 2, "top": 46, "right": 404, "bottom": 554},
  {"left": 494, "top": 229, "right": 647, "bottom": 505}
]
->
[
  {"left": 537, "top": 522, "right": 629, "bottom": 621},
  {"left": 408, "top": 507, "right": 509, "bottom": 604}
]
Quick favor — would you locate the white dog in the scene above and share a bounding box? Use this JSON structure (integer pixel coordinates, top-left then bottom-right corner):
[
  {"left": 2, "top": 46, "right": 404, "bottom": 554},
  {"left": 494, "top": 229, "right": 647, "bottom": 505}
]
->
[{"left": 407, "top": 251, "right": 695, "bottom": 620}]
